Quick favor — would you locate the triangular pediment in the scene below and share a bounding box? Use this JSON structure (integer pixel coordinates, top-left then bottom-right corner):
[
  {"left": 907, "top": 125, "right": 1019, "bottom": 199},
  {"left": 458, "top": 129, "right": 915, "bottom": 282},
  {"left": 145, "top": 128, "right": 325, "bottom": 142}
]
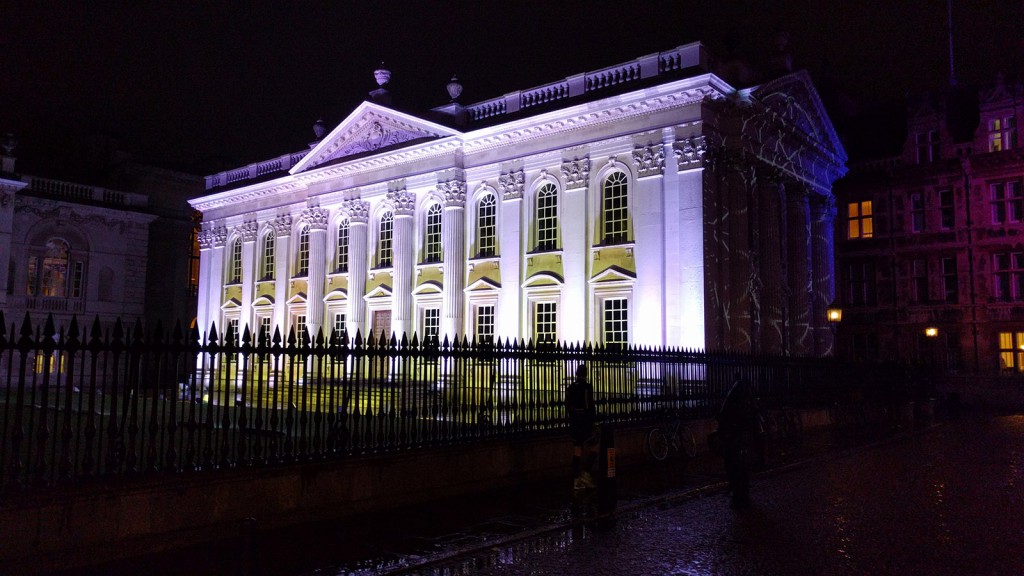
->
[
  {"left": 591, "top": 265, "right": 637, "bottom": 283},
  {"left": 752, "top": 71, "right": 847, "bottom": 162},
  {"left": 290, "top": 102, "right": 462, "bottom": 174},
  {"left": 465, "top": 277, "right": 501, "bottom": 291},
  {"left": 365, "top": 284, "right": 393, "bottom": 299}
]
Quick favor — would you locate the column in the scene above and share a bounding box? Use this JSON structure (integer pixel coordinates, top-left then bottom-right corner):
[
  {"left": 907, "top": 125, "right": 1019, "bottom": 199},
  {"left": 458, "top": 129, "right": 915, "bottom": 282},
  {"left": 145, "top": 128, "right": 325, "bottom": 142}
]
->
[
  {"left": 440, "top": 179, "right": 466, "bottom": 344},
  {"left": 630, "top": 144, "right": 667, "bottom": 348},
  {"left": 785, "top": 185, "right": 812, "bottom": 356},
  {"left": 196, "top": 227, "right": 216, "bottom": 339},
  {"left": 203, "top": 225, "right": 228, "bottom": 340},
  {"left": 238, "top": 219, "right": 258, "bottom": 335},
  {"left": 757, "top": 171, "right": 786, "bottom": 355},
  {"left": 810, "top": 193, "right": 837, "bottom": 356},
  {"left": 389, "top": 189, "right": 416, "bottom": 341},
  {"left": 672, "top": 135, "right": 707, "bottom": 351},
  {"left": 344, "top": 200, "right": 369, "bottom": 340},
  {"left": 271, "top": 214, "right": 292, "bottom": 340},
  {"left": 303, "top": 206, "right": 329, "bottom": 339},
  {"left": 498, "top": 170, "right": 524, "bottom": 342}
]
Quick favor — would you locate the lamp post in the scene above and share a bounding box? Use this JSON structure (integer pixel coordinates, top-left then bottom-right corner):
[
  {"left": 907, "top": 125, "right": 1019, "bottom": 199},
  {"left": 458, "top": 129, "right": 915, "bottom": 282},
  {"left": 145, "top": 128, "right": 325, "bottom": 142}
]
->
[{"left": 826, "top": 303, "right": 842, "bottom": 358}]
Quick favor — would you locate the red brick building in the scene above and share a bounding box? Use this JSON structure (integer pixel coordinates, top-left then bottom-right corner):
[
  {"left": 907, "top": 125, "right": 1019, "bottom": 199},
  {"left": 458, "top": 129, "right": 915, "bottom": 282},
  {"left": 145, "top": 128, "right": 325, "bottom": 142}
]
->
[{"left": 834, "top": 76, "right": 1024, "bottom": 375}]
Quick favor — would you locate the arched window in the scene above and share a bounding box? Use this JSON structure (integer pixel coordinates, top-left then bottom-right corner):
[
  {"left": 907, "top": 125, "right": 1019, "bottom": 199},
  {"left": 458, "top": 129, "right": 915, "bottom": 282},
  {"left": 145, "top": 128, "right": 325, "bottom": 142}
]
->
[
  {"left": 41, "top": 239, "right": 70, "bottom": 297},
  {"left": 536, "top": 183, "right": 558, "bottom": 251},
  {"left": 229, "top": 238, "right": 242, "bottom": 284},
  {"left": 378, "top": 211, "right": 394, "bottom": 267},
  {"left": 336, "top": 219, "right": 350, "bottom": 272},
  {"left": 296, "top": 226, "right": 310, "bottom": 276},
  {"left": 477, "top": 194, "right": 496, "bottom": 257},
  {"left": 260, "top": 232, "right": 275, "bottom": 280},
  {"left": 602, "top": 172, "right": 629, "bottom": 244},
  {"left": 424, "top": 203, "right": 442, "bottom": 263}
]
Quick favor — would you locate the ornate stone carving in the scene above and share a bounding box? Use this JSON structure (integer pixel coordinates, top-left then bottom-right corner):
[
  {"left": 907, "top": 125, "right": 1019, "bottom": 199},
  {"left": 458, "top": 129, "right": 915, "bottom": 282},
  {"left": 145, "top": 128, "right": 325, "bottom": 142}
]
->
[
  {"left": 673, "top": 135, "right": 707, "bottom": 167},
  {"left": 271, "top": 214, "right": 292, "bottom": 237},
  {"left": 198, "top": 228, "right": 216, "bottom": 250},
  {"left": 237, "top": 219, "right": 258, "bottom": 242},
  {"left": 632, "top": 145, "right": 665, "bottom": 178},
  {"left": 211, "top": 225, "right": 228, "bottom": 247},
  {"left": 560, "top": 157, "right": 590, "bottom": 189},
  {"left": 302, "top": 206, "right": 330, "bottom": 230},
  {"left": 343, "top": 199, "right": 370, "bottom": 224},
  {"left": 387, "top": 189, "right": 416, "bottom": 216},
  {"left": 439, "top": 179, "right": 467, "bottom": 208},
  {"left": 499, "top": 169, "right": 524, "bottom": 200}
]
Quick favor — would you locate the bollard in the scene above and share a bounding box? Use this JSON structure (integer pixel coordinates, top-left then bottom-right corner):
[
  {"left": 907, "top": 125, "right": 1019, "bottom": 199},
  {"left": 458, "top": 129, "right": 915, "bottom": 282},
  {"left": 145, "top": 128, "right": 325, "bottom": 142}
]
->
[{"left": 597, "top": 424, "right": 616, "bottom": 522}]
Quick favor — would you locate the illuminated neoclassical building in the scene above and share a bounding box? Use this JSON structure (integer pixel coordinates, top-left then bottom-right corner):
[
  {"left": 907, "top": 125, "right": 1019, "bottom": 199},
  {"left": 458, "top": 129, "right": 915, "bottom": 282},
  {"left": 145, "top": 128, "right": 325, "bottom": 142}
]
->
[{"left": 190, "top": 42, "right": 847, "bottom": 355}]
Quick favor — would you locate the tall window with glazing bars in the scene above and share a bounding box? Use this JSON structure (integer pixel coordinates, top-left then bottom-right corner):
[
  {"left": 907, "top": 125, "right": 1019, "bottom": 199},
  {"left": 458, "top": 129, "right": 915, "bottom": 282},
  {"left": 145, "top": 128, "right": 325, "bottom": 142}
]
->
[
  {"left": 477, "top": 194, "right": 496, "bottom": 257},
  {"left": 378, "top": 211, "right": 394, "bottom": 267},
  {"left": 602, "top": 172, "right": 628, "bottom": 244},
  {"left": 336, "top": 219, "right": 349, "bottom": 272},
  {"left": 424, "top": 204, "right": 442, "bottom": 263},
  {"left": 536, "top": 183, "right": 558, "bottom": 251},
  {"left": 296, "top": 226, "right": 310, "bottom": 276},
  {"left": 260, "top": 232, "right": 275, "bottom": 280}
]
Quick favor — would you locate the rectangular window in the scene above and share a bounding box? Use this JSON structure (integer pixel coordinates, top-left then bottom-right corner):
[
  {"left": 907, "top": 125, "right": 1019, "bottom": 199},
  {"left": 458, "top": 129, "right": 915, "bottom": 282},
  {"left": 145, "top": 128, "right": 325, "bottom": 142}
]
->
[
  {"left": 70, "top": 261, "right": 84, "bottom": 298},
  {"left": 422, "top": 308, "right": 440, "bottom": 344},
  {"left": 228, "top": 318, "right": 240, "bottom": 345},
  {"left": 475, "top": 305, "right": 495, "bottom": 344},
  {"left": 988, "top": 116, "right": 1016, "bottom": 152},
  {"left": 536, "top": 185, "right": 558, "bottom": 251},
  {"left": 293, "top": 314, "right": 307, "bottom": 340},
  {"left": 845, "top": 262, "right": 876, "bottom": 306},
  {"left": 941, "top": 257, "right": 958, "bottom": 303},
  {"left": 993, "top": 252, "right": 1024, "bottom": 302},
  {"left": 991, "top": 180, "right": 1023, "bottom": 224},
  {"left": 916, "top": 130, "right": 939, "bottom": 163},
  {"left": 602, "top": 173, "right": 629, "bottom": 244},
  {"left": 912, "top": 259, "right": 929, "bottom": 303},
  {"left": 847, "top": 200, "right": 873, "bottom": 239},
  {"left": 26, "top": 256, "right": 37, "bottom": 296},
  {"left": 998, "top": 331, "right": 1024, "bottom": 372},
  {"left": 259, "top": 316, "right": 273, "bottom": 345},
  {"left": 602, "top": 298, "right": 628, "bottom": 346},
  {"left": 910, "top": 192, "right": 925, "bottom": 232},
  {"left": 333, "top": 312, "right": 346, "bottom": 337},
  {"left": 534, "top": 302, "right": 557, "bottom": 343},
  {"left": 938, "top": 188, "right": 955, "bottom": 229}
]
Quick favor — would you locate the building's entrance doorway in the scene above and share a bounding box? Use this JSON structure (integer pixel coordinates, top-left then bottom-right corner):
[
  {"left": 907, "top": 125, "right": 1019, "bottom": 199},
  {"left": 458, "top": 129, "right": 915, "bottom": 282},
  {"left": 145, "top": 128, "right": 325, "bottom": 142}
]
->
[{"left": 372, "top": 309, "right": 392, "bottom": 342}]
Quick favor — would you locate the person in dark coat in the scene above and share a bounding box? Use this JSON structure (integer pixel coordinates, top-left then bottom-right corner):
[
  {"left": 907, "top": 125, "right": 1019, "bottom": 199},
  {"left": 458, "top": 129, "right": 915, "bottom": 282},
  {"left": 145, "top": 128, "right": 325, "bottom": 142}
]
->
[
  {"left": 565, "top": 364, "right": 596, "bottom": 486},
  {"left": 716, "top": 372, "right": 760, "bottom": 508}
]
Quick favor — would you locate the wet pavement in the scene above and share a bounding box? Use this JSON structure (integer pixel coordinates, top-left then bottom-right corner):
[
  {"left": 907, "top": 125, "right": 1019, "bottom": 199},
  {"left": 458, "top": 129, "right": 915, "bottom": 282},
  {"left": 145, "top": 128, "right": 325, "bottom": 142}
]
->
[
  {"left": 384, "top": 415, "right": 1024, "bottom": 576},
  {"left": 51, "top": 413, "right": 1024, "bottom": 576}
]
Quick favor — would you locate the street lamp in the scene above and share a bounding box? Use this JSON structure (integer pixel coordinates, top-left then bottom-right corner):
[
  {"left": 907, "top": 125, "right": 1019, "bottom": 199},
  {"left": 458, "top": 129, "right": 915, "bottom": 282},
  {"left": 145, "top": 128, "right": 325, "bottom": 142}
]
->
[{"left": 826, "top": 303, "right": 842, "bottom": 358}]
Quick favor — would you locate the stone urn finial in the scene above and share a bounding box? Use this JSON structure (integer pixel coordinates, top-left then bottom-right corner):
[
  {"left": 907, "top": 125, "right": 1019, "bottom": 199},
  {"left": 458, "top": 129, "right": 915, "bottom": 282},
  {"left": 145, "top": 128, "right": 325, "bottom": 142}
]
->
[
  {"left": 374, "top": 63, "right": 391, "bottom": 87},
  {"left": 446, "top": 75, "right": 463, "bottom": 102},
  {"left": 1, "top": 133, "right": 16, "bottom": 155},
  {"left": 313, "top": 118, "right": 327, "bottom": 139}
]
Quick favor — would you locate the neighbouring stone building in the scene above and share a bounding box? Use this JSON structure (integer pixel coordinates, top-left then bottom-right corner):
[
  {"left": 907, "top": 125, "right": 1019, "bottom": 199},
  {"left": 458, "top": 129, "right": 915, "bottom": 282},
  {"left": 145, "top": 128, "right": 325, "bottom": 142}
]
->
[
  {"left": 835, "top": 75, "right": 1024, "bottom": 374},
  {"left": 0, "top": 137, "right": 202, "bottom": 334},
  {"left": 190, "top": 41, "right": 847, "bottom": 355}
]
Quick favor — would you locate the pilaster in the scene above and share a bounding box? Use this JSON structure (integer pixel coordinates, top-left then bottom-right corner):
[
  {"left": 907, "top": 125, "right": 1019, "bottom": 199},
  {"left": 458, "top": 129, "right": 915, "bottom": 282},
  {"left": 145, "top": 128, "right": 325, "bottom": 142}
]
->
[
  {"left": 303, "top": 206, "right": 330, "bottom": 338},
  {"left": 344, "top": 200, "right": 369, "bottom": 339},
  {"left": 785, "top": 185, "right": 812, "bottom": 356},
  {"left": 237, "top": 218, "right": 258, "bottom": 334},
  {"left": 498, "top": 169, "right": 524, "bottom": 341},
  {"left": 388, "top": 189, "right": 416, "bottom": 340},
  {"left": 271, "top": 214, "right": 292, "bottom": 338},
  {"left": 810, "top": 193, "right": 837, "bottom": 356}
]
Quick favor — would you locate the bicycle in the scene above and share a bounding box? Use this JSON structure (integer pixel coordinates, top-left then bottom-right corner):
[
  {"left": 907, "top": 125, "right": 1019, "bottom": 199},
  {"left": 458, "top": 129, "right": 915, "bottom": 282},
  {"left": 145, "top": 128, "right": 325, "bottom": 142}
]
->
[{"left": 647, "top": 412, "right": 697, "bottom": 461}]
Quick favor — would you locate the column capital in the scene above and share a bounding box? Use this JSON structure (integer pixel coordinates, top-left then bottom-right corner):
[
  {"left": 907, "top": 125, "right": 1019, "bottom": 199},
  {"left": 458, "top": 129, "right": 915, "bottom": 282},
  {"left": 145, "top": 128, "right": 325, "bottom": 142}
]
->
[
  {"left": 271, "top": 214, "right": 292, "bottom": 237},
  {"left": 809, "top": 193, "right": 837, "bottom": 221},
  {"left": 302, "top": 206, "right": 330, "bottom": 231},
  {"left": 237, "top": 219, "right": 258, "bottom": 242},
  {"left": 785, "top": 184, "right": 811, "bottom": 205},
  {"left": 439, "top": 179, "right": 466, "bottom": 208},
  {"left": 343, "top": 199, "right": 370, "bottom": 224},
  {"left": 632, "top": 144, "right": 665, "bottom": 178},
  {"left": 673, "top": 135, "right": 708, "bottom": 169},
  {"left": 200, "top": 225, "right": 228, "bottom": 249},
  {"left": 387, "top": 189, "right": 416, "bottom": 217},
  {"left": 560, "top": 157, "right": 591, "bottom": 189},
  {"left": 499, "top": 169, "right": 525, "bottom": 201}
]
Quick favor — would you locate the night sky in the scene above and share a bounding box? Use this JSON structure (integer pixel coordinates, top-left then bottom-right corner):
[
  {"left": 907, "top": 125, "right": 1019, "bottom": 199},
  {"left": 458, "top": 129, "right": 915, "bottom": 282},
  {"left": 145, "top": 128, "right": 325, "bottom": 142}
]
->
[{"left": 2, "top": 1, "right": 1022, "bottom": 180}]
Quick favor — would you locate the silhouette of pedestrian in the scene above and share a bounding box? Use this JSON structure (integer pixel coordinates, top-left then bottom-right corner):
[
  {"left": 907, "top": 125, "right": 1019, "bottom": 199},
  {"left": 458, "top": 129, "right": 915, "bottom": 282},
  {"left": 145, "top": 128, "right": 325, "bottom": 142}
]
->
[
  {"left": 716, "top": 372, "right": 760, "bottom": 508},
  {"left": 566, "top": 364, "right": 596, "bottom": 488}
]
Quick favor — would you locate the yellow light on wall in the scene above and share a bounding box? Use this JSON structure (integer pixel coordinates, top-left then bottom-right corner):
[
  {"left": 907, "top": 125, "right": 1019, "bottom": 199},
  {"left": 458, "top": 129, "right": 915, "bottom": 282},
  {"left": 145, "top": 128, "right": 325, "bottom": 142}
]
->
[
  {"left": 826, "top": 306, "right": 842, "bottom": 323},
  {"left": 924, "top": 327, "right": 939, "bottom": 338}
]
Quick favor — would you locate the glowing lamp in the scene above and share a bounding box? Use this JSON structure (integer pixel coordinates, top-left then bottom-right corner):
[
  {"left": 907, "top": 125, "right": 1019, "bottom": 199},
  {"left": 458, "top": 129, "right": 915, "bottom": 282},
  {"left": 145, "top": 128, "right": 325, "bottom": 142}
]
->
[
  {"left": 826, "top": 305, "right": 842, "bottom": 323},
  {"left": 924, "top": 327, "right": 939, "bottom": 338}
]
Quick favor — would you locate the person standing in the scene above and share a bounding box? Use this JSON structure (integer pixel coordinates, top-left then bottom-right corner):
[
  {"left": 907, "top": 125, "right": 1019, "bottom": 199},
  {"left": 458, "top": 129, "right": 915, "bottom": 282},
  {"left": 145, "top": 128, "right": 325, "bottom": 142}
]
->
[
  {"left": 716, "top": 372, "right": 760, "bottom": 508},
  {"left": 565, "top": 364, "right": 596, "bottom": 488}
]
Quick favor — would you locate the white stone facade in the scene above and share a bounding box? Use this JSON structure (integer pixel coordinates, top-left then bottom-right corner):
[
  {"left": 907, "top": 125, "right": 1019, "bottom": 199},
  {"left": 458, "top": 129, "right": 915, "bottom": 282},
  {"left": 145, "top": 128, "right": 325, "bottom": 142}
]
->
[{"left": 191, "top": 42, "right": 847, "bottom": 354}]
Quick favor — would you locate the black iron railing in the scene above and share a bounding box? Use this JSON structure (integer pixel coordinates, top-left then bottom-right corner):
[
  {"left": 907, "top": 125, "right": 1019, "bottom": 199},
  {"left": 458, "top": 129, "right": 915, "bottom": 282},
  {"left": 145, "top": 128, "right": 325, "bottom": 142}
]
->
[{"left": 0, "top": 312, "right": 900, "bottom": 493}]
